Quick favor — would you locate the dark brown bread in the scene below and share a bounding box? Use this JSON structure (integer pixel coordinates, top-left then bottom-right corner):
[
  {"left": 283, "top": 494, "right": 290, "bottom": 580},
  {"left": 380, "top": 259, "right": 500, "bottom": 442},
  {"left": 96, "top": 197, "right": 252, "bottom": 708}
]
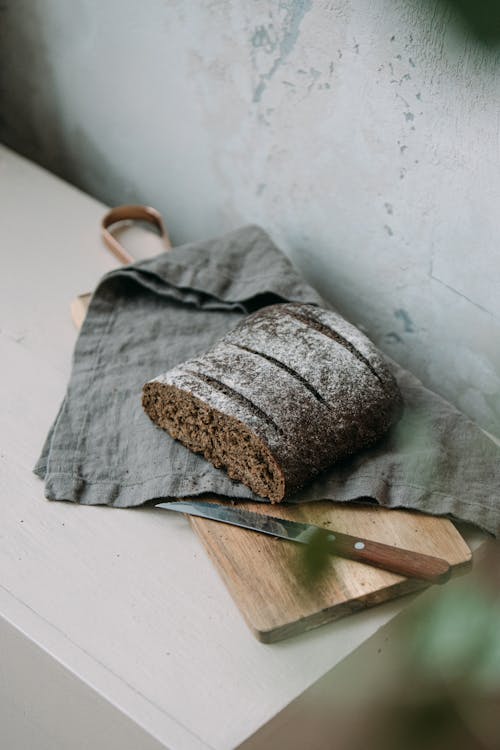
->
[{"left": 142, "top": 303, "right": 403, "bottom": 502}]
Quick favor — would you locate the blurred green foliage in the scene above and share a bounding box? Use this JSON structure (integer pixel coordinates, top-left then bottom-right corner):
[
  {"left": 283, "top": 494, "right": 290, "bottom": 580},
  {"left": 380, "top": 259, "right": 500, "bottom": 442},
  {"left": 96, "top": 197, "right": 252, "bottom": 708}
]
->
[
  {"left": 447, "top": 0, "right": 500, "bottom": 44},
  {"left": 292, "top": 544, "right": 500, "bottom": 750},
  {"left": 377, "top": 550, "right": 500, "bottom": 749},
  {"left": 407, "top": 581, "right": 500, "bottom": 690},
  {"left": 296, "top": 527, "right": 334, "bottom": 585}
]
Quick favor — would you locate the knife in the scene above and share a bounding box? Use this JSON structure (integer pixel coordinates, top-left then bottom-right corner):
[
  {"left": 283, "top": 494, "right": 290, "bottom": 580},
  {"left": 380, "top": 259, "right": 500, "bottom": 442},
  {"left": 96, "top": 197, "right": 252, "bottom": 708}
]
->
[{"left": 155, "top": 500, "right": 451, "bottom": 584}]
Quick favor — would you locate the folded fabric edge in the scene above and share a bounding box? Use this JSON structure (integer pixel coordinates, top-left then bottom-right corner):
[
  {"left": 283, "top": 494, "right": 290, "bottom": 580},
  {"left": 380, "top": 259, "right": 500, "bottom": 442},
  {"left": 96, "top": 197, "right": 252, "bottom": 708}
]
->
[
  {"left": 41, "top": 471, "right": 499, "bottom": 537},
  {"left": 94, "top": 223, "right": 326, "bottom": 310}
]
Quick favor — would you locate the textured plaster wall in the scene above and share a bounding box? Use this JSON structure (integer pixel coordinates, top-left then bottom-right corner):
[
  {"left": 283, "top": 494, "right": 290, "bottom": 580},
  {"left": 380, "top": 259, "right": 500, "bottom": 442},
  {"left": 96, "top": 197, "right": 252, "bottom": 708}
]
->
[{"left": 1, "top": 0, "right": 499, "bottom": 434}]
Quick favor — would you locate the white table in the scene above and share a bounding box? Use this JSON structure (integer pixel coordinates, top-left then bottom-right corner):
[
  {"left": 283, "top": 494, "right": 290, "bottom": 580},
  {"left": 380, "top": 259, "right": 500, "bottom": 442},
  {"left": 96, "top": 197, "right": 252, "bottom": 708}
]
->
[{"left": 0, "top": 144, "right": 490, "bottom": 750}]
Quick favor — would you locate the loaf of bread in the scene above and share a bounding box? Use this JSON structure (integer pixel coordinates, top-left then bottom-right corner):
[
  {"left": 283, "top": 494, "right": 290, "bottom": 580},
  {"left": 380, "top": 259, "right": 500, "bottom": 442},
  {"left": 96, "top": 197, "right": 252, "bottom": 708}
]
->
[{"left": 142, "top": 303, "right": 403, "bottom": 502}]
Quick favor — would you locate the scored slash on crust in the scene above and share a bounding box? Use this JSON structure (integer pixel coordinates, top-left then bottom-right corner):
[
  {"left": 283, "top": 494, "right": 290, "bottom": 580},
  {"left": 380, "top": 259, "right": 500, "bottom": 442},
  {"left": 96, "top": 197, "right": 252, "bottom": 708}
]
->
[
  {"left": 280, "top": 306, "right": 387, "bottom": 388},
  {"left": 183, "top": 369, "right": 283, "bottom": 435},
  {"left": 226, "top": 342, "right": 331, "bottom": 408}
]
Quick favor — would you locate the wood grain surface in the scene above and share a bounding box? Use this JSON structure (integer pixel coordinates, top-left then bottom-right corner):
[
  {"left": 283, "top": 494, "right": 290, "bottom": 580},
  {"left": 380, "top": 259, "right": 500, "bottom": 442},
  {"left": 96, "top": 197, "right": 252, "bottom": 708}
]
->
[
  {"left": 72, "top": 294, "right": 471, "bottom": 643},
  {"left": 189, "top": 499, "right": 471, "bottom": 642}
]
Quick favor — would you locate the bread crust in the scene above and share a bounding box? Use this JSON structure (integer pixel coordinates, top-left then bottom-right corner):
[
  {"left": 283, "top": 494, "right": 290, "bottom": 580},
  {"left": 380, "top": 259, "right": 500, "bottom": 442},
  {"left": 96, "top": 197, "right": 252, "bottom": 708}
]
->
[{"left": 142, "top": 303, "right": 403, "bottom": 501}]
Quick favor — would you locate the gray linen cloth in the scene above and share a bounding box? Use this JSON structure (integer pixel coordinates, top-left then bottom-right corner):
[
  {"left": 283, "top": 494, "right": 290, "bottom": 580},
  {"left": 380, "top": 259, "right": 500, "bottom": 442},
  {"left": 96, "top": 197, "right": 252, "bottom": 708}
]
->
[{"left": 35, "top": 225, "right": 500, "bottom": 536}]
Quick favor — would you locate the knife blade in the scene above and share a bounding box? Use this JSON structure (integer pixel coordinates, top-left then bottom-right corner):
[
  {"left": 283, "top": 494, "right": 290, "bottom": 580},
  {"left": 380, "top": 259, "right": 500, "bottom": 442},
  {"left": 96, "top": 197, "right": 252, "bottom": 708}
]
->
[{"left": 155, "top": 500, "right": 451, "bottom": 584}]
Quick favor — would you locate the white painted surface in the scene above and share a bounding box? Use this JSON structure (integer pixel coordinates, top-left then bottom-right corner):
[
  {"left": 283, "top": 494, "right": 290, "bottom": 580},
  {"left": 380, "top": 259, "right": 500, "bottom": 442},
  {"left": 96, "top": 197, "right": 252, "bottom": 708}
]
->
[
  {"left": 0, "top": 614, "right": 166, "bottom": 750},
  {"left": 4, "top": 145, "right": 486, "bottom": 750},
  {"left": 0, "top": 0, "right": 499, "bottom": 435}
]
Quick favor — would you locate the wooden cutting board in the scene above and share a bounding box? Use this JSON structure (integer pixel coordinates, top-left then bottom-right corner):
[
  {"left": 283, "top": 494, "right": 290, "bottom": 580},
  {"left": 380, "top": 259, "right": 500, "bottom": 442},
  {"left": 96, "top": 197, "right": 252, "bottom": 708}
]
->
[
  {"left": 71, "top": 295, "right": 471, "bottom": 643},
  {"left": 189, "top": 499, "right": 471, "bottom": 642}
]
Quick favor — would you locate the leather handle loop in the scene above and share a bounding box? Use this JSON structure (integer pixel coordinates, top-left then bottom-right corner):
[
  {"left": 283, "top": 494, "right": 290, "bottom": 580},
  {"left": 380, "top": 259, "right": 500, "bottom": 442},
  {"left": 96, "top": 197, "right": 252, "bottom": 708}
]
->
[{"left": 101, "top": 204, "right": 172, "bottom": 265}]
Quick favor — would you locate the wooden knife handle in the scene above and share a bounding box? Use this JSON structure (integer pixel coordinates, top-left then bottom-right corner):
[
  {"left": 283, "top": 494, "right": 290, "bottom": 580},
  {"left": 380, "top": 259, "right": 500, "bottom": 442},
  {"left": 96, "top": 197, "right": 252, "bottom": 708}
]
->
[{"left": 327, "top": 531, "right": 451, "bottom": 584}]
